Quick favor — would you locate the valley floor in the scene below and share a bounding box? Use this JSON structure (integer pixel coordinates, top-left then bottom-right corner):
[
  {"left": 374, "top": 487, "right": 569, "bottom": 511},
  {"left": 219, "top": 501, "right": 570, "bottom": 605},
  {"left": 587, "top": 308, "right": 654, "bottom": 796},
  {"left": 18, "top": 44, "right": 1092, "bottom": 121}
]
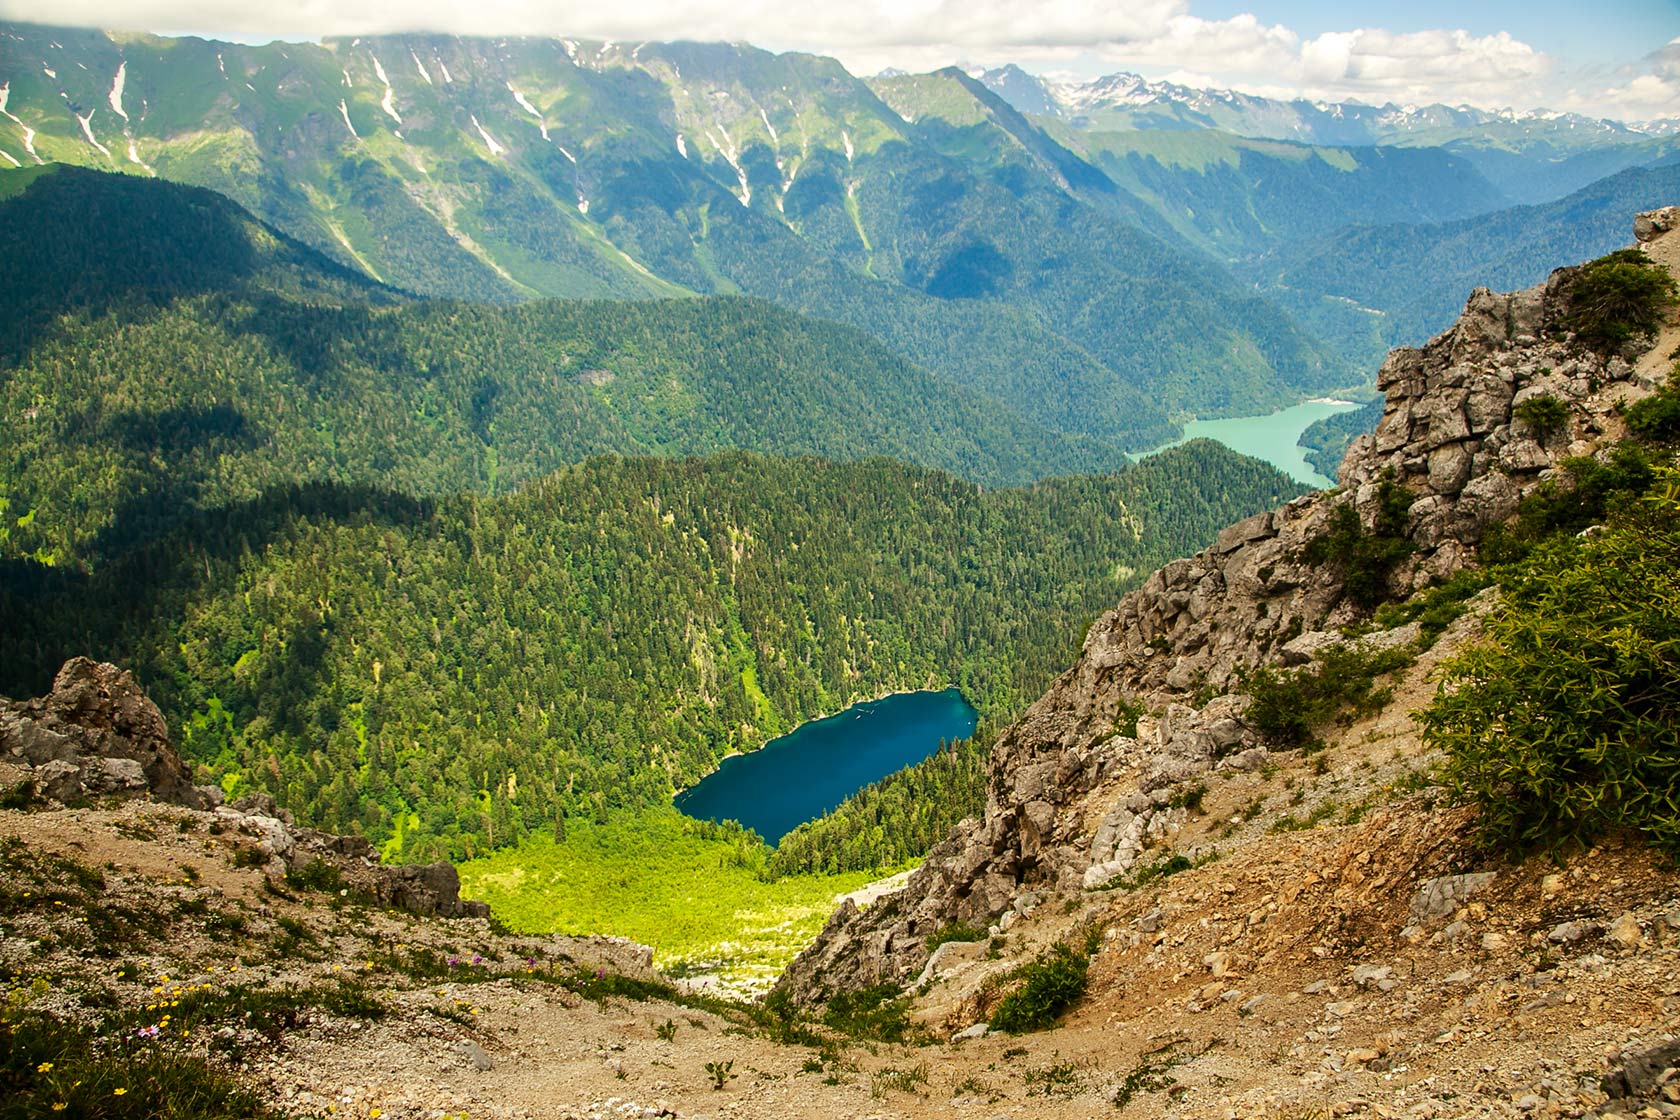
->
[{"left": 4, "top": 621, "right": 1677, "bottom": 1120}]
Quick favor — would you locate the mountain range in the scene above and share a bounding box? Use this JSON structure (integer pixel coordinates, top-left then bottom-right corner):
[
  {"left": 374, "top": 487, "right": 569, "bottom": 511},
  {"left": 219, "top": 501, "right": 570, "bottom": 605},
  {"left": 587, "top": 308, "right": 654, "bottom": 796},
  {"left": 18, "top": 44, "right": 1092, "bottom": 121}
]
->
[
  {"left": 0, "top": 24, "right": 1358, "bottom": 448},
  {"left": 0, "top": 160, "right": 1308, "bottom": 865},
  {"left": 5, "top": 24, "right": 1674, "bottom": 433},
  {"left": 974, "top": 62, "right": 1680, "bottom": 203}
]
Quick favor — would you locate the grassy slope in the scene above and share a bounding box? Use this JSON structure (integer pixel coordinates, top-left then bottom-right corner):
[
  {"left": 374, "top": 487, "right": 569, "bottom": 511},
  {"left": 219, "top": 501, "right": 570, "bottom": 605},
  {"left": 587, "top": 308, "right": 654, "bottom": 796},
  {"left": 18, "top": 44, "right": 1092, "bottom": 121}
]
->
[{"left": 459, "top": 808, "right": 878, "bottom": 982}]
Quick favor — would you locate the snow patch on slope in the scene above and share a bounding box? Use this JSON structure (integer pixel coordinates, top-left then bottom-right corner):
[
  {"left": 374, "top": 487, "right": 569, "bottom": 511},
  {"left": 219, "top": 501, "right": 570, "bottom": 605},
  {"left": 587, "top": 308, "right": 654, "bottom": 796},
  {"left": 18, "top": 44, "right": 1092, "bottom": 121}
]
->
[
  {"left": 758, "top": 107, "right": 778, "bottom": 145},
  {"left": 411, "top": 51, "right": 433, "bottom": 85},
  {"left": 371, "top": 54, "right": 401, "bottom": 123},
  {"left": 437, "top": 59, "right": 453, "bottom": 84},
  {"left": 509, "top": 84, "right": 549, "bottom": 140},
  {"left": 125, "top": 137, "right": 153, "bottom": 173},
  {"left": 75, "top": 109, "right": 112, "bottom": 158},
  {"left": 706, "top": 126, "right": 750, "bottom": 207},
  {"left": 471, "top": 115, "right": 505, "bottom": 156},
  {"left": 339, "top": 99, "right": 358, "bottom": 138},
  {"left": 778, "top": 158, "right": 801, "bottom": 211},
  {"left": 1, "top": 83, "right": 43, "bottom": 163},
  {"left": 0, "top": 147, "right": 18, "bottom": 167},
  {"left": 842, "top": 129, "right": 854, "bottom": 162},
  {"left": 107, "top": 61, "right": 128, "bottom": 121},
  {"left": 676, "top": 134, "right": 687, "bottom": 158}
]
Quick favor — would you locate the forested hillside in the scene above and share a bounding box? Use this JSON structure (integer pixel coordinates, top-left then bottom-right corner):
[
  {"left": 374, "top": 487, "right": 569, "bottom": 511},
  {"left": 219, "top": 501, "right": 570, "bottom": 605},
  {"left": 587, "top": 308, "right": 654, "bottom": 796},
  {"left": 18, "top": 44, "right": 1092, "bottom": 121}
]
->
[
  {"left": 1260, "top": 162, "right": 1680, "bottom": 361},
  {"left": 0, "top": 166, "right": 1146, "bottom": 570},
  {"left": 3, "top": 448, "right": 1302, "bottom": 860},
  {"left": 0, "top": 160, "right": 1314, "bottom": 866}
]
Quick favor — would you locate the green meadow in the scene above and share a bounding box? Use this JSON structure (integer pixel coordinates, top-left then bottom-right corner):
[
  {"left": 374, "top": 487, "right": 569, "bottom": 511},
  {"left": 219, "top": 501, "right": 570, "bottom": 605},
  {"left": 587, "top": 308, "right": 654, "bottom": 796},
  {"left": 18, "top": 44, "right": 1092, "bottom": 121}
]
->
[{"left": 458, "top": 808, "right": 887, "bottom": 990}]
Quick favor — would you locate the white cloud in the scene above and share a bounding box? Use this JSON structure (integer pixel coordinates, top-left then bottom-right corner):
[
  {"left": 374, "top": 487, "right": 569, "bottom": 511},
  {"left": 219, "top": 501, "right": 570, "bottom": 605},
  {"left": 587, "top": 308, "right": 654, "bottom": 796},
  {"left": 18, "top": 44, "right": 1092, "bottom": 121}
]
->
[
  {"left": 0, "top": 0, "right": 1671, "bottom": 119},
  {"left": 0, "top": 0, "right": 1190, "bottom": 48},
  {"left": 1083, "top": 19, "right": 1554, "bottom": 109}
]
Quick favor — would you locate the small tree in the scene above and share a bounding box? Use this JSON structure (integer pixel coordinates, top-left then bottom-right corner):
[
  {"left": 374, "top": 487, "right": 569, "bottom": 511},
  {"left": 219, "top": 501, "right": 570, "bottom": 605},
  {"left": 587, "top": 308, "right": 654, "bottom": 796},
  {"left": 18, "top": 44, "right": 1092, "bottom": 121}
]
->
[
  {"left": 1513, "top": 394, "right": 1570, "bottom": 443},
  {"left": 1561, "top": 249, "right": 1678, "bottom": 352}
]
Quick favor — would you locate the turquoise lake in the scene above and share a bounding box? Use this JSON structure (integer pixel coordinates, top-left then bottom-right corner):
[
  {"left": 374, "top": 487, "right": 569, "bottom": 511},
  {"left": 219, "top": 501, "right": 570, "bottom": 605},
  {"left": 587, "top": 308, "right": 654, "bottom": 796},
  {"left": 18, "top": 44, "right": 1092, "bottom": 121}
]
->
[
  {"left": 1145, "top": 398, "right": 1364, "bottom": 488},
  {"left": 674, "top": 688, "right": 978, "bottom": 844}
]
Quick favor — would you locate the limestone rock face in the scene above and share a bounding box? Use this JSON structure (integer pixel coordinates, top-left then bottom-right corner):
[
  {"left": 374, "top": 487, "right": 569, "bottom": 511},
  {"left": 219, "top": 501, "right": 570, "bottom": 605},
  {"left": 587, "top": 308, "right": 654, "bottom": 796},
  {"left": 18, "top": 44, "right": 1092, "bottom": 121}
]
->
[
  {"left": 0, "top": 657, "right": 208, "bottom": 808},
  {"left": 776, "top": 212, "right": 1677, "bottom": 1005}
]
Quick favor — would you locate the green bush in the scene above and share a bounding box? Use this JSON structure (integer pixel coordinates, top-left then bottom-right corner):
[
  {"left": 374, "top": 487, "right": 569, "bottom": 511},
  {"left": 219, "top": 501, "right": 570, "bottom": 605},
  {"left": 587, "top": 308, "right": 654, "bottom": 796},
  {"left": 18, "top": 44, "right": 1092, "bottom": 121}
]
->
[
  {"left": 1244, "top": 643, "right": 1415, "bottom": 749},
  {"left": 1423, "top": 465, "right": 1680, "bottom": 859},
  {"left": 1561, "top": 249, "right": 1678, "bottom": 352},
  {"left": 1625, "top": 365, "right": 1680, "bottom": 444},
  {"left": 924, "top": 921, "right": 985, "bottom": 953},
  {"left": 988, "top": 943, "right": 1091, "bottom": 1034},
  {"left": 2, "top": 981, "right": 283, "bottom": 1120},
  {"left": 1513, "top": 394, "right": 1570, "bottom": 442},
  {"left": 1479, "top": 443, "right": 1656, "bottom": 565},
  {"left": 284, "top": 858, "right": 345, "bottom": 893},
  {"left": 821, "top": 983, "right": 911, "bottom": 1044},
  {"left": 1370, "top": 568, "right": 1494, "bottom": 645},
  {"left": 1300, "top": 475, "right": 1415, "bottom": 610}
]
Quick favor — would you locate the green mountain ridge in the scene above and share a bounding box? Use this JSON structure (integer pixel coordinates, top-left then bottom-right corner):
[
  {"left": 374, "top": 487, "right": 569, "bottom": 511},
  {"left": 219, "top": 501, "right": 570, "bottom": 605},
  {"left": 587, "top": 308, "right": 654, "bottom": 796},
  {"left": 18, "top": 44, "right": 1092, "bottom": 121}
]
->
[
  {"left": 1259, "top": 160, "right": 1680, "bottom": 363},
  {"left": 0, "top": 164, "right": 1148, "bottom": 571},
  {"left": 4, "top": 449, "right": 1304, "bottom": 861},
  {"left": 0, "top": 22, "right": 1354, "bottom": 443}
]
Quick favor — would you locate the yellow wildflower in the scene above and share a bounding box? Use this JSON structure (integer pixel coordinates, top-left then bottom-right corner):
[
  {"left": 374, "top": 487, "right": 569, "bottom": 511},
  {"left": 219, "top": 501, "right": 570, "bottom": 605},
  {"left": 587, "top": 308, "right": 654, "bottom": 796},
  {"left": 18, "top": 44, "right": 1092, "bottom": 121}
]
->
[{"left": 36, "top": 1061, "right": 53, "bottom": 1073}]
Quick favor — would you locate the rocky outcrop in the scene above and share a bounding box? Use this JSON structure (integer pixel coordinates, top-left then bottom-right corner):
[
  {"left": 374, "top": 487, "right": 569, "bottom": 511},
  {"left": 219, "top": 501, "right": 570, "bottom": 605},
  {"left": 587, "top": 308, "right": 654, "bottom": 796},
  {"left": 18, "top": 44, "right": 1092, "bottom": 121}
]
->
[
  {"left": 214, "top": 791, "right": 490, "bottom": 919},
  {"left": 1, "top": 658, "right": 489, "bottom": 920},
  {"left": 778, "top": 209, "right": 1679, "bottom": 1004},
  {"left": 0, "top": 657, "right": 211, "bottom": 808}
]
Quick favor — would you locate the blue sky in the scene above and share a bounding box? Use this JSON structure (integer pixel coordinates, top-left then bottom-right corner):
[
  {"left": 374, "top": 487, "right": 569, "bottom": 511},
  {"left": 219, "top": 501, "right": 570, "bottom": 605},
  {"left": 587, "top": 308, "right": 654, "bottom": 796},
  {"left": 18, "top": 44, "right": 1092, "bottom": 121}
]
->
[{"left": 4, "top": 0, "right": 1678, "bottom": 117}]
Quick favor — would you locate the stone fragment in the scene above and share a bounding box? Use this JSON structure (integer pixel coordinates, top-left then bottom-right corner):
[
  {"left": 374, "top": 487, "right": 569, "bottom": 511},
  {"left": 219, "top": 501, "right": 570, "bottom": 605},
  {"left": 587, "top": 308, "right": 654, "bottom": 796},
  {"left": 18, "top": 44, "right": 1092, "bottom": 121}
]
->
[
  {"left": 1427, "top": 443, "right": 1473, "bottom": 494},
  {"left": 1635, "top": 206, "right": 1679, "bottom": 242},
  {"left": 1609, "top": 911, "right": 1643, "bottom": 949},
  {"left": 458, "top": 1041, "right": 494, "bottom": 1071},
  {"left": 1411, "top": 873, "right": 1496, "bottom": 920},
  {"left": 1548, "top": 920, "right": 1596, "bottom": 944}
]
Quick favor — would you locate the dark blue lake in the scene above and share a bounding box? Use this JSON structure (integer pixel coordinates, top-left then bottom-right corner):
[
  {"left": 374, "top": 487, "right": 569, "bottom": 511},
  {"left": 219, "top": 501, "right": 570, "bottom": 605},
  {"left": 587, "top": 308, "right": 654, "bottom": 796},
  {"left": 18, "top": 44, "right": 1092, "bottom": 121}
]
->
[{"left": 674, "top": 688, "right": 979, "bottom": 844}]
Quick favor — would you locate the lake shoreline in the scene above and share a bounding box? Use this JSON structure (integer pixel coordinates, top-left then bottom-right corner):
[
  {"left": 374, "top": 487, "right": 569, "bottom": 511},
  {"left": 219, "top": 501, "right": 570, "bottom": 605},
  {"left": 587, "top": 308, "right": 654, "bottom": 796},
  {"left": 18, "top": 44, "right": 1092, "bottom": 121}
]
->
[
  {"left": 674, "top": 687, "right": 979, "bottom": 844},
  {"left": 1134, "top": 397, "right": 1366, "bottom": 488},
  {"left": 671, "top": 682, "right": 961, "bottom": 794}
]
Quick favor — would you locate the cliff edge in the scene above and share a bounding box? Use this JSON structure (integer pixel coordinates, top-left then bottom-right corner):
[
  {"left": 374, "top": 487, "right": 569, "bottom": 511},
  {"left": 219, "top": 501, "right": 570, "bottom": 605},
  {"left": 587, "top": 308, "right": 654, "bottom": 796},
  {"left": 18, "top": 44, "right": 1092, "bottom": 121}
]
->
[{"left": 779, "top": 206, "right": 1680, "bottom": 1004}]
